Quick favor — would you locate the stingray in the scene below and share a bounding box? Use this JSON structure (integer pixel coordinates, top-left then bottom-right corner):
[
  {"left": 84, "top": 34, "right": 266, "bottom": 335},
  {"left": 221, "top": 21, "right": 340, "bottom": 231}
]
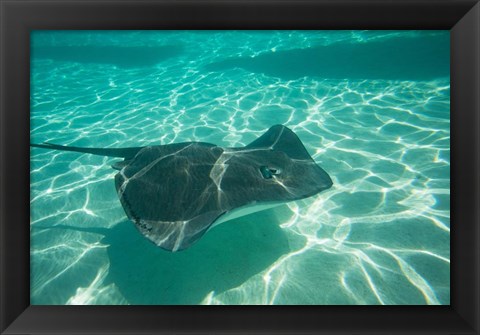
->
[{"left": 31, "top": 125, "right": 333, "bottom": 251}]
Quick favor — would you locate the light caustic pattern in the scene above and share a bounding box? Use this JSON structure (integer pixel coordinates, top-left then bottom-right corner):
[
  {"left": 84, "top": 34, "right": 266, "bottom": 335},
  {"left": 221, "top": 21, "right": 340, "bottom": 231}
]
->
[{"left": 30, "top": 31, "right": 450, "bottom": 305}]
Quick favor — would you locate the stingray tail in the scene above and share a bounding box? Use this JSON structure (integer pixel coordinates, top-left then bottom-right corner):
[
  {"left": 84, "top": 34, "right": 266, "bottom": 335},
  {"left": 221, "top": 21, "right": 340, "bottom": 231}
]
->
[{"left": 30, "top": 142, "right": 143, "bottom": 159}]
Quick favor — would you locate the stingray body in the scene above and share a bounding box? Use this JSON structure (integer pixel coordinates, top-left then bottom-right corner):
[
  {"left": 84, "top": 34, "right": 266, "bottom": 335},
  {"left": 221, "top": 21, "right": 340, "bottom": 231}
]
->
[{"left": 31, "top": 125, "right": 333, "bottom": 251}]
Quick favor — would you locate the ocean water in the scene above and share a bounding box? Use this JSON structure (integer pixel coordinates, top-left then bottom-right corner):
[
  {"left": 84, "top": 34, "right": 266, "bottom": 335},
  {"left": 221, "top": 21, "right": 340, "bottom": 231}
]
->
[{"left": 30, "top": 30, "right": 450, "bottom": 305}]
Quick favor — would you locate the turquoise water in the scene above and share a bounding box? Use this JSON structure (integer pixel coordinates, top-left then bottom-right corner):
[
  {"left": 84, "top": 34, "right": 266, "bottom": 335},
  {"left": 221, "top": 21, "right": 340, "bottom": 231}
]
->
[{"left": 30, "top": 30, "right": 450, "bottom": 305}]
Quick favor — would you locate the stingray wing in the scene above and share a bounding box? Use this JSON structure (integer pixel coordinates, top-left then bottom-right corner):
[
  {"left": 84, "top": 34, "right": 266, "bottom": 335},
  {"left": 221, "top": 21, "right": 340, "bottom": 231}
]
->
[
  {"left": 241, "top": 124, "right": 333, "bottom": 197},
  {"left": 124, "top": 211, "right": 225, "bottom": 252},
  {"left": 245, "top": 124, "right": 314, "bottom": 160},
  {"left": 114, "top": 143, "right": 225, "bottom": 251}
]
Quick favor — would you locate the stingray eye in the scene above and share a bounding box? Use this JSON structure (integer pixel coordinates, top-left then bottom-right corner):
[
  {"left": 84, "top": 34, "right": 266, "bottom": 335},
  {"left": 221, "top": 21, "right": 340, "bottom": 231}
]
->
[
  {"left": 269, "top": 167, "right": 281, "bottom": 175},
  {"left": 259, "top": 166, "right": 281, "bottom": 179},
  {"left": 259, "top": 166, "right": 273, "bottom": 179}
]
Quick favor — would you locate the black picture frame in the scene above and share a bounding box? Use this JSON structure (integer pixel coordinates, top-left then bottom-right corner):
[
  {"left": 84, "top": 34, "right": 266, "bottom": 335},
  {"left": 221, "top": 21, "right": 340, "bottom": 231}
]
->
[{"left": 1, "top": 0, "right": 479, "bottom": 334}]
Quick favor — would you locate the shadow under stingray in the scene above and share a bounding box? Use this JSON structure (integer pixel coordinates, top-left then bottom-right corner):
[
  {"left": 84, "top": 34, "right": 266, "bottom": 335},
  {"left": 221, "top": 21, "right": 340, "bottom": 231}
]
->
[
  {"left": 32, "top": 45, "right": 184, "bottom": 68},
  {"left": 38, "top": 209, "right": 291, "bottom": 305},
  {"left": 205, "top": 34, "right": 449, "bottom": 81}
]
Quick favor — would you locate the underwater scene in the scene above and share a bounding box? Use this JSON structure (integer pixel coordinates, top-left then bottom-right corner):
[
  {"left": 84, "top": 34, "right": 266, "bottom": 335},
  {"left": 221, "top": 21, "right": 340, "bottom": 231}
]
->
[{"left": 30, "top": 30, "right": 450, "bottom": 305}]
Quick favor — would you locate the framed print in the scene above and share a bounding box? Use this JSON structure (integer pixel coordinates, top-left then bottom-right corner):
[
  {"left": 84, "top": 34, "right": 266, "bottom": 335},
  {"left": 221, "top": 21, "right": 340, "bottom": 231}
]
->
[{"left": 1, "top": 0, "right": 479, "bottom": 334}]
